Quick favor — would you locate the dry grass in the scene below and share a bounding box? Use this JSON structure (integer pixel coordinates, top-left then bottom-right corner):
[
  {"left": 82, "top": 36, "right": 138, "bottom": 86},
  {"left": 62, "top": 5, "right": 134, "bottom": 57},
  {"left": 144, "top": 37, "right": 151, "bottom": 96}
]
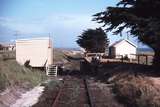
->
[
  {"left": 111, "top": 73, "right": 160, "bottom": 107},
  {"left": 54, "top": 48, "right": 83, "bottom": 71},
  {"left": 53, "top": 48, "right": 67, "bottom": 63}
]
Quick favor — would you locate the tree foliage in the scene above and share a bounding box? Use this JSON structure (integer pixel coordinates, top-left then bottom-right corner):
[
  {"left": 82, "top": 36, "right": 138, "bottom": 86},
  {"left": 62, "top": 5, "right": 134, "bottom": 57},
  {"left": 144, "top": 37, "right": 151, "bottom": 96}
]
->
[
  {"left": 76, "top": 28, "right": 109, "bottom": 53},
  {"left": 0, "top": 44, "right": 4, "bottom": 50},
  {"left": 93, "top": 0, "right": 160, "bottom": 66}
]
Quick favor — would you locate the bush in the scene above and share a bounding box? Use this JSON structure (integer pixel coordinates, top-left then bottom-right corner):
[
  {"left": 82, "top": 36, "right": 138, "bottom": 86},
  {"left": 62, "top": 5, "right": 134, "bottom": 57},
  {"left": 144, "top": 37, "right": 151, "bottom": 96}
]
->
[
  {"left": 112, "top": 74, "right": 160, "bottom": 107},
  {"left": 123, "top": 55, "right": 129, "bottom": 60}
]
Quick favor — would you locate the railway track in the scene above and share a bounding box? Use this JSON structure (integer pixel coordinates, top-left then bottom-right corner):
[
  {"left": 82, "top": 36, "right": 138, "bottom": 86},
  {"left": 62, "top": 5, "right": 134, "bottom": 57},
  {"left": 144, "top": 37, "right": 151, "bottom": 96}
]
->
[
  {"left": 52, "top": 76, "right": 94, "bottom": 107},
  {"left": 83, "top": 78, "right": 94, "bottom": 107}
]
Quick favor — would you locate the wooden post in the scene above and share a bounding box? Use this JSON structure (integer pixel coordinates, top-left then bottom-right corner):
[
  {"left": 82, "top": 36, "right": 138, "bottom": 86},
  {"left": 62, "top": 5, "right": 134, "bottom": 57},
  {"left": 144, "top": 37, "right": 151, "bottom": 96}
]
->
[
  {"left": 146, "top": 55, "right": 148, "bottom": 65},
  {"left": 121, "top": 55, "right": 123, "bottom": 63},
  {"left": 138, "top": 55, "right": 140, "bottom": 64}
]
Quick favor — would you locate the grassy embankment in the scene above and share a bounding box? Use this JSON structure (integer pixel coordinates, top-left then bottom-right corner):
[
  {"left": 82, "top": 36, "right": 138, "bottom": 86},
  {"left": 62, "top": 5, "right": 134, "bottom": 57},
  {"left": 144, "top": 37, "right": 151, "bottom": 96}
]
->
[{"left": 0, "top": 51, "right": 47, "bottom": 92}]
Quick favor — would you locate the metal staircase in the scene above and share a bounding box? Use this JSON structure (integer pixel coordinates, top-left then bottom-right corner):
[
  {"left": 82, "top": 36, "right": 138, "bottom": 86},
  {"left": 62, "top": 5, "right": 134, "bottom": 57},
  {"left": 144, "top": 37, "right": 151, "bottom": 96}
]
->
[{"left": 46, "top": 65, "right": 58, "bottom": 76}]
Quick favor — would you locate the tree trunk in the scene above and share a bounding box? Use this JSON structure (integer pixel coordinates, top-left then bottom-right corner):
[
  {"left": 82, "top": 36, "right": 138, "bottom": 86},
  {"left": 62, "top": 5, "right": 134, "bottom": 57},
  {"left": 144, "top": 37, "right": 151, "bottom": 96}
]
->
[{"left": 153, "top": 49, "right": 160, "bottom": 68}]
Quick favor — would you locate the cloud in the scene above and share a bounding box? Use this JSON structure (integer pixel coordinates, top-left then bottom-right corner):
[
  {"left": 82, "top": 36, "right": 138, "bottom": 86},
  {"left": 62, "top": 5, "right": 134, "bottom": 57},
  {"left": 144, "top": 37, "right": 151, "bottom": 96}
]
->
[
  {"left": 0, "top": 14, "right": 99, "bottom": 33},
  {"left": 0, "top": 14, "right": 101, "bottom": 47},
  {"left": 0, "top": 17, "right": 46, "bottom": 34}
]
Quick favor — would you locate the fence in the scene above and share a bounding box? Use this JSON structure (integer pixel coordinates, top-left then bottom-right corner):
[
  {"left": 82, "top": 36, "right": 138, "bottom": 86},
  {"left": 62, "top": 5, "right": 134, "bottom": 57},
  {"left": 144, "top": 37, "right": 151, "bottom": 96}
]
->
[
  {"left": 130, "top": 54, "right": 154, "bottom": 65},
  {"left": 100, "top": 54, "right": 154, "bottom": 65},
  {"left": 85, "top": 53, "right": 154, "bottom": 66}
]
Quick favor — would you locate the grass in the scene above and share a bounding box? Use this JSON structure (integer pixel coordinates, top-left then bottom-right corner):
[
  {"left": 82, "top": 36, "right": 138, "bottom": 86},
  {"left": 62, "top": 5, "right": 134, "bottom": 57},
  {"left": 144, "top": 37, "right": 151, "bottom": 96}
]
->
[
  {"left": 0, "top": 73, "right": 9, "bottom": 91},
  {"left": 54, "top": 48, "right": 83, "bottom": 72},
  {"left": 0, "top": 54, "right": 47, "bottom": 92},
  {"left": 53, "top": 48, "right": 67, "bottom": 63}
]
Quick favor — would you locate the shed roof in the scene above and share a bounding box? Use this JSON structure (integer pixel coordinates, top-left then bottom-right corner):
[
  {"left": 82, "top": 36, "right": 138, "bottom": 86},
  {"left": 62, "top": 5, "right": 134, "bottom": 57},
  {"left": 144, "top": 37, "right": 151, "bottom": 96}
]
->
[
  {"left": 110, "top": 39, "right": 137, "bottom": 48},
  {"left": 16, "top": 37, "right": 50, "bottom": 42}
]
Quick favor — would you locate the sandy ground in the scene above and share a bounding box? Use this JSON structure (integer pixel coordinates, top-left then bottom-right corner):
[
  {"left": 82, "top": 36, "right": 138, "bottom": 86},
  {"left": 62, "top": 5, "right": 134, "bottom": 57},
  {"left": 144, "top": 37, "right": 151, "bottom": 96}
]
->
[
  {"left": 0, "top": 87, "right": 27, "bottom": 107},
  {"left": 10, "top": 86, "right": 44, "bottom": 107},
  {"left": 150, "top": 77, "right": 160, "bottom": 87}
]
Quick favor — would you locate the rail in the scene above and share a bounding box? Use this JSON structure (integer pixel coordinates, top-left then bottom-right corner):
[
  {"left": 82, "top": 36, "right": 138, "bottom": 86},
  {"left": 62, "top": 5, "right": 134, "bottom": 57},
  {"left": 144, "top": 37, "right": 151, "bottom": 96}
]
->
[
  {"left": 84, "top": 78, "right": 94, "bottom": 107},
  {"left": 52, "top": 77, "right": 94, "bottom": 107},
  {"left": 52, "top": 81, "right": 64, "bottom": 107}
]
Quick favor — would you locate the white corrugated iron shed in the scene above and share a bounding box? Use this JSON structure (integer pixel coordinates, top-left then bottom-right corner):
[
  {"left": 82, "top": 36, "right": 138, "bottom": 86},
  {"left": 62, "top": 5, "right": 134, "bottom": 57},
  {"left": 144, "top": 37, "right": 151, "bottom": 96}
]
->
[{"left": 16, "top": 37, "right": 53, "bottom": 67}]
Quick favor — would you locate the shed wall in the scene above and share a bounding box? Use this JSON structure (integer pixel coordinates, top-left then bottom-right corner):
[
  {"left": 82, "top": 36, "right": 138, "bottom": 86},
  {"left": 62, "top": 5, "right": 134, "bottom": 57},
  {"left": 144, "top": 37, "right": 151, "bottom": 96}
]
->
[
  {"left": 16, "top": 39, "right": 53, "bottom": 67},
  {"left": 115, "top": 41, "right": 136, "bottom": 59}
]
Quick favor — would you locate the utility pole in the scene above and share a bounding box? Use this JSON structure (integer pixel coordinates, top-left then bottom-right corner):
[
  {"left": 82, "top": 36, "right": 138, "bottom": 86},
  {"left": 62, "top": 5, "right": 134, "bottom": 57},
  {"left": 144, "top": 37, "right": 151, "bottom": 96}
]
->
[
  {"left": 120, "top": 31, "right": 122, "bottom": 37},
  {"left": 49, "top": 33, "right": 51, "bottom": 39},
  {"left": 48, "top": 33, "right": 51, "bottom": 48},
  {"left": 48, "top": 33, "right": 54, "bottom": 65},
  {"left": 127, "top": 31, "right": 129, "bottom": 40},
  {"left": 14, "top": 31, "right": 19, "bottom": 40},
  {"left": 137, "top": 41, "right": 140, "bottom": 49}
]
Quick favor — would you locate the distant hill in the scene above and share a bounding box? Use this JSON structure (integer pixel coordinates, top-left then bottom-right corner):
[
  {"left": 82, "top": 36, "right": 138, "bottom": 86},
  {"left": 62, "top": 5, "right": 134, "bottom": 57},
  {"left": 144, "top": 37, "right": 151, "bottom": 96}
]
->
[
  {"left": 137, "top": 48, "right": 154, "bottom": 54},
  {"left": 55, "top": 47, "right": 80, "bottom": 51}
]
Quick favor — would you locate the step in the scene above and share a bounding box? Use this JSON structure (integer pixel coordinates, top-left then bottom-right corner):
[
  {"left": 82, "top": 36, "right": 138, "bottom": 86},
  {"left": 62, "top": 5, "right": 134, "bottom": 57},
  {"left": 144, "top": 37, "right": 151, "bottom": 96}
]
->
[{"left": 46, "top": 65, "right": 58, "bottom": 76}]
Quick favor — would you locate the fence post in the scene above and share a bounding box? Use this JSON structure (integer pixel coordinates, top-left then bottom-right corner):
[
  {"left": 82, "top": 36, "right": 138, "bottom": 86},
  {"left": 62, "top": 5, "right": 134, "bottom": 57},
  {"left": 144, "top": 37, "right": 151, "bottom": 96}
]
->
[
  {"left": 146, "top": 55, "right": 148, "bottom": 65},
  {"left": 138, "top": 55, "right": 140, "bottom": 64},
  {"left": 121, "top": 55, "right": 123, "bottom": 63}
]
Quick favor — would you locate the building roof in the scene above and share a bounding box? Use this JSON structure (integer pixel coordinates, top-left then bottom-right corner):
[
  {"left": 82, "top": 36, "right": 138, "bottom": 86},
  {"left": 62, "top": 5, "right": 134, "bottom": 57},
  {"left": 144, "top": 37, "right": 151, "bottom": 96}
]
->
[
  {"left": 16, "top": 37, "right": 50, "bottom": 42},
  {"left": 110, "top": 39, "right": 137, "bottom": 48}
]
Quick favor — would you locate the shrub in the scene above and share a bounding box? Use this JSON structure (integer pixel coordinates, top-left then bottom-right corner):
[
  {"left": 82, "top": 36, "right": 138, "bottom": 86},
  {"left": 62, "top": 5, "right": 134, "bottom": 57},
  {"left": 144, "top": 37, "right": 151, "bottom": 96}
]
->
[{"left": 112, "top": 74, "right": 160, "bottom": 107}]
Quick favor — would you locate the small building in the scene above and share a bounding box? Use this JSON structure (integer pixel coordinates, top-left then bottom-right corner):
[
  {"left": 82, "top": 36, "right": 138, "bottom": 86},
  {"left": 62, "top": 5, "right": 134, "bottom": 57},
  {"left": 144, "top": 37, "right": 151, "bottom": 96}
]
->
[
  {"left": 16, "top": 37, "right": 53, "bottom": 67},
  {"left": 8, "top": 44, "right": 16, "bottom": 51},
  {"left": 0, "top": 43, "right": 15, "bottom": 51},
  {"left": 109, "top": 39, "right": 137, "bottom": 59},
  {"left": 0, "top": 44, "right": 4, "bottom": 50}
]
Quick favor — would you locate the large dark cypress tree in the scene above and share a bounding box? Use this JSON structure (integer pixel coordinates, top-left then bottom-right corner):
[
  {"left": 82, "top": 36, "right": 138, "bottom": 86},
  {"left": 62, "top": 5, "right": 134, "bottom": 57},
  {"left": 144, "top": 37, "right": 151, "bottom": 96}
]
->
[
  {"left": 76, "top": 28, "right": 109, "bottom": 53},
  {"left": 93, "top": 0, "right": 160, "bottom": 67}
]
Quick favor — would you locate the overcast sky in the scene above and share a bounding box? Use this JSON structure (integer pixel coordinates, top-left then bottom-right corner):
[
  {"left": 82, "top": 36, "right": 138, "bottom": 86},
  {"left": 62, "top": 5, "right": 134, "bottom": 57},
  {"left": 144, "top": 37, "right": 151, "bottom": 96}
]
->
[{"left": 0, "top": 0, "right": 140, "bottom": 48}]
